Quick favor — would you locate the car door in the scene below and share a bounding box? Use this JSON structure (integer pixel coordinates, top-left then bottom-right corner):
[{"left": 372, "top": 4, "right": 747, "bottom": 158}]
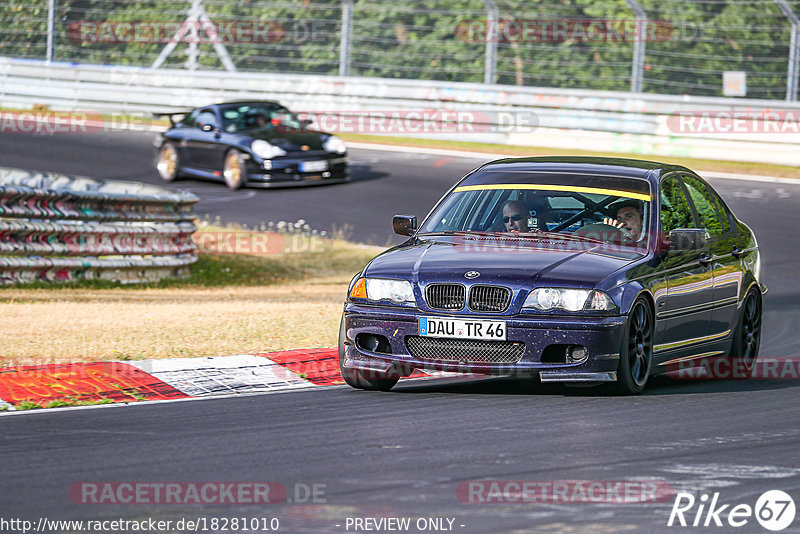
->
[
  {"left": 655, "top": 173, "right": 715, "bottom": 356},
  {"left": 680, "top": 174, "right": 744, "bottom": 340},
  {"left": 183, "top": 108, "right": 222, "bottom": 171}
]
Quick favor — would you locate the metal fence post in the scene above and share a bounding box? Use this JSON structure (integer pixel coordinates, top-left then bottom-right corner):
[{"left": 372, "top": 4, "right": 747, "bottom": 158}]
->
[
  {"left": 339, "top": 0, "right": 353, "bottom": 76},
  {"left": 775, "top": 0, "right": 799, "bottom": 101},
  {"left": 152, "top": 0, "right": 236, "bottom": 72},
  {"left": 46, "top": 0, "right": 55, "bottom": 62},
  {"left": 625, "top": 0, "right": 646, "bottom": 93},
  {"left": 483, "top": 0, "right": 498, "bottom": 85}
]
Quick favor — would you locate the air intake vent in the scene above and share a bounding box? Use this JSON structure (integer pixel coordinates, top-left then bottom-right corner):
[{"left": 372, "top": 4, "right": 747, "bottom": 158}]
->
[{"left": 406, "top": 336, "right": 524, "bottom": 363}]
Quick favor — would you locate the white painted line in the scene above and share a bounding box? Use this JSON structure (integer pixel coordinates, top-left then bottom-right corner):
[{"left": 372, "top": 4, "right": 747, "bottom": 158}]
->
[
  {"left": 347, "top": 141, "right": 800, "bottom": 185},
  {"left": 347, "top": 141, "right": 510, "bottom": 161},
  {"left": 126, "top": 355, "right": 313, "bottom": 397}
]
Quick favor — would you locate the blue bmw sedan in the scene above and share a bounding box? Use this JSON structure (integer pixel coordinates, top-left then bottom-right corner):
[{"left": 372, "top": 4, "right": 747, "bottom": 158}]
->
[{"left": 340, "top": 157, "right": 765, "bottom": 394}]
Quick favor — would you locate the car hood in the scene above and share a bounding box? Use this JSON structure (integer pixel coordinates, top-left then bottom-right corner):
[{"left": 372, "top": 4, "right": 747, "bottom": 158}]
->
[
  {"left": 365, "top": 235, "right": 644, "bottom": 288},
  {"left": 249, "top": 129, "right": 327, "bottom": 152}
]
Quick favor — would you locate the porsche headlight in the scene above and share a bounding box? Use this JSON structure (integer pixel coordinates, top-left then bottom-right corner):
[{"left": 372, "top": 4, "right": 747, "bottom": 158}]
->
[
  {"left": 323, "top": 135, "right": 346, "bottom": 154},
  {"left": 523, "top": 288, "right": 615, "bottom": 312},
  {"left": 251, "top": 139, "right": 286, "bottom": 159},
  {"left": 364, "top": 278, "right": 415, "bottom": 305}
]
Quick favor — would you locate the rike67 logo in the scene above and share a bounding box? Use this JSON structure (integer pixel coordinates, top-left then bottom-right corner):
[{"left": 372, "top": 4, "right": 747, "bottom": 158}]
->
[{"left": 668, "top": 490, "right": 796, "bottom": 531}]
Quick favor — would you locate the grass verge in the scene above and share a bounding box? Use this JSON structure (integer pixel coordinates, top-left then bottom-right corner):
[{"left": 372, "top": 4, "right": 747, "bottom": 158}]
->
[{"left": 0, "top": 225, "right": 381, "bottom": 365}]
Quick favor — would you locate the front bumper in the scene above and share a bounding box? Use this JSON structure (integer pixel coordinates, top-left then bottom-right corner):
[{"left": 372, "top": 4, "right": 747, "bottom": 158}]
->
[
  {"left": 245, "top": 155, "right": 348, "bottom": 187},
  {"left": 342, "top": 303, "right": 627, "bottom": 382}
]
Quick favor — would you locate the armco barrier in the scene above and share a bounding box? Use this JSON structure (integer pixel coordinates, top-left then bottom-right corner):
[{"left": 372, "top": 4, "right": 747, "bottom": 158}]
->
[
  {"left": 1, "top": 57, "right": 800, "bottom": 165},
  {"left": 0, "top": 167, "right": 198, "bottom": 284}
]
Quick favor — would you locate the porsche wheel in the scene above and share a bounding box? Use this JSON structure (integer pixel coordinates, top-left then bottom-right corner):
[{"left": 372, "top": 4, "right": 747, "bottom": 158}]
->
[
  {"left": 728, "top": 289, "right": 762, "bottom": 378},
  {"left": 156, "top": 142, "right": 181, "bottom": 182},
  {"left": 338, "top": 316, "right": 398, "bottom": 392},
  {"left": 223, "top": 150, "right": 247, "bottom": 190},
  {"left": 615, "top": 299, "right": 653, "bottom": 395}
]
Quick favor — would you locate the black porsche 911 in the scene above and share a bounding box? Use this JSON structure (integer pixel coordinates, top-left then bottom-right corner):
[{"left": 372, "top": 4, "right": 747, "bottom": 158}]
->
[{"left": 154, "top": 101, "right": 348, "bottom": 189}]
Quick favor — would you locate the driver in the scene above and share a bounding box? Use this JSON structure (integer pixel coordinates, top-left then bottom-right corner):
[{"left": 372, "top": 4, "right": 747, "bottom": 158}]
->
[
  {"left": 603, "top": 199, "right": 644, "bottom": 241},
  {"left": 502, "top": 200, "right": 529, "bottom": 232},
  {"left": 254, "top": 113, "right": 269, "bottom": 127}
]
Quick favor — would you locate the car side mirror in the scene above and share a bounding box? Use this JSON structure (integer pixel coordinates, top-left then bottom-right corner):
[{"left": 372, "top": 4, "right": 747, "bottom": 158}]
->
[
  {"left": 393, "top": 215, "right": 417, "bottom": 236},
  {"left": 669, "top": 228, "right": 708, "bottom": 251}
]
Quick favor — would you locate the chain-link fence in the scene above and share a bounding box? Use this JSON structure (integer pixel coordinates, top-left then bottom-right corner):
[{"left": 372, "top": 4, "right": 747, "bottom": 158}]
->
[{"left": 2, "top": 0, "right": 799, "bottom": 100}]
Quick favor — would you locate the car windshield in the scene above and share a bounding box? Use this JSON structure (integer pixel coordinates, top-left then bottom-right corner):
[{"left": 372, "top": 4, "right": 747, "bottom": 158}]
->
[
  {"left": 220, "top": 104, "right": 304, "bottom": 133},
  {"left": 418, "top": 176, "right": 652, "bottom": 248}
]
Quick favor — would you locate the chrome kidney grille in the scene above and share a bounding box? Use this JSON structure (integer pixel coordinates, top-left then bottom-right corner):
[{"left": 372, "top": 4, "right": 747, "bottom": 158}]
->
[
  {"left": 425, "top": 284, "right": 511, "bottom": 312},
  {"left": 406, "top": 336, "right": 525, "bottom": 363},
  {"left": 468, "top": 285, "right": 512, "bottom": 312},
  {"left": 425, "top": 284, "right": 466, "bottom": 310}
]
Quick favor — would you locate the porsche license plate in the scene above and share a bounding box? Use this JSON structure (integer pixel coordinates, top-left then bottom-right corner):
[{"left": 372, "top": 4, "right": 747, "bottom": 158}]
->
[
  {"left": 299, "top": 160, "right": 328, "bottom": 173},
  {"left": 419, "top": 317, "right": 506, "bottom": 341}
]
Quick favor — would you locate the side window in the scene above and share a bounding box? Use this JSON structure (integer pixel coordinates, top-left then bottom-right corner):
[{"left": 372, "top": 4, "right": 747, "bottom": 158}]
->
[
  {"left": 659, "top": 175, "right": 694, "bottom": 234},
  {"left": 180, "top": 110, "right": 197, "bottom": 128},
  {"left": 195, "top": 110, "right": 218, "bottom": 129},
  {"left": 681, "top": 175, "right": 727, "bottom": 237}
]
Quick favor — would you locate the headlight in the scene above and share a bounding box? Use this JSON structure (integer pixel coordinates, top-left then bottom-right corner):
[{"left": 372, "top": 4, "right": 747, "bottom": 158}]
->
[
  {"left": 251, "top": 139, "right": 286, "bottom": 159},
  {"left": 523, "top": 288, "right": 615, "bottom": 312},
  {"left": 349, "top": 278, "right": 415, "bottom": 305},
  {"left": 323, "top": 135, "right": 346, "bottom": 154}
]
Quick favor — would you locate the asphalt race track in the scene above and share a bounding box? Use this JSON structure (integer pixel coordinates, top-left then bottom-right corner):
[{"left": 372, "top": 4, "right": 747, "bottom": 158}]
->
[{"left": 2, "top": 130, "right": 800, "bottom": 533}]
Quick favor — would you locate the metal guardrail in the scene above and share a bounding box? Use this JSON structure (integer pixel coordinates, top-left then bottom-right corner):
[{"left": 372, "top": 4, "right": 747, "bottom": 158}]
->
[
  {"left": 0, "top": 167, "right": 198, "bottom": 284},
  {"left": 1, "top": 57, "right": 800, "bottom": 165}
]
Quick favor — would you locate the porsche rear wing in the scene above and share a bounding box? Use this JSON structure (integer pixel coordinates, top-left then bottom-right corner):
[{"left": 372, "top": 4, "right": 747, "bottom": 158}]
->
[{"left": 152, "top": 110, "right": 192, "bottom": 126}]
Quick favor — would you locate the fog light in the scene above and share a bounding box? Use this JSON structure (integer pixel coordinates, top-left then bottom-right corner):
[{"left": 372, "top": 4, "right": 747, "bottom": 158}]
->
[
  {"left": 567, "top": 345, "right": 588, "bottom": 363},
  {"left": 323, "top": 171, "right": 331, "bottom": 178}
]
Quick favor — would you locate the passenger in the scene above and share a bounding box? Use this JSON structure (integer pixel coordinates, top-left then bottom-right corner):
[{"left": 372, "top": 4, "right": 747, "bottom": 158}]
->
[{"left": 603, "top": 199, "right": 644, "bottom": 241}]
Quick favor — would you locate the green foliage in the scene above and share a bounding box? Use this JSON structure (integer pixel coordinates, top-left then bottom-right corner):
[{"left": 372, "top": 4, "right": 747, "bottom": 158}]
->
[{"left": 0, "top": 0, "right": 795, "bottom": 97}]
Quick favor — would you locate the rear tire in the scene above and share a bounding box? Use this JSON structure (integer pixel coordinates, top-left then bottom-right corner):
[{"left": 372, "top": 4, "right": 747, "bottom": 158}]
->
[
  {"left": 728, "top": 289, "right": 762, "bottom": 378},
  {"left": 156, "top": 142, "right": 181, "bottom": 182},
  {"left": 614, "top": 298, "right": 654, "bottom": 395},
  {"left": 338, "top": 316, "right": 399, "bottom": 391},
  {"left": 223, "top": 150, "right": 247, "bottom": 190}
]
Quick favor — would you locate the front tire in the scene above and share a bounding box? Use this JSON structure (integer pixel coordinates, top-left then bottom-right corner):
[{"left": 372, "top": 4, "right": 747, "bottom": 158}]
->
[
  {"left": 156, "top": 142, "right": 181, "bottom": 182},
  {"left": 223, "top": 150, "right": 247, "bottom": 190},
  {"left": 614, "top": 299, "right": 654, "bottom": 394},
  {"left": 728, "top": 289, "right": 762, "bottom": 378},
  {"left": 338, "top": 316, "right": 398, "bottom": 391}
]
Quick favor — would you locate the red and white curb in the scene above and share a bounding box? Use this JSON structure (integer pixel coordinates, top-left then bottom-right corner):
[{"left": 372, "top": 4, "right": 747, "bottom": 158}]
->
[{"left": 0, "top": 349, "right": 468, "bottom": 411}]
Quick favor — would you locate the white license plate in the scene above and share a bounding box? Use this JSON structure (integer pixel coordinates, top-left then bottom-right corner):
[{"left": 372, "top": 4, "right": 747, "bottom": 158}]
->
[
  {"left": 299, "top": 160, "right": 328, "bottom": 173},
  {"left": 419, "top": 317, "right": 506, "bottom": 341}
]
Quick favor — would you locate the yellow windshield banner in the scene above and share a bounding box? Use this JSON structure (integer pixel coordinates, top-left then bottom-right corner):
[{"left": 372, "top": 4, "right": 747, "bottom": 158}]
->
[{"left": 453, "top": 184, "right": 651, "bottom": 202}]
